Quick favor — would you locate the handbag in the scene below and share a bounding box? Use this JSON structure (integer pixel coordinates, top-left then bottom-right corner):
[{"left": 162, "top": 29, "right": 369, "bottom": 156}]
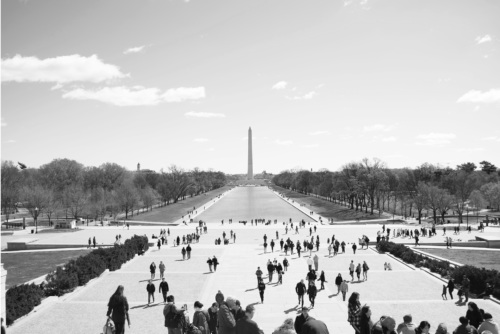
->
[{"left": 103, "top": 318, "right": 116, "bottom": 334}]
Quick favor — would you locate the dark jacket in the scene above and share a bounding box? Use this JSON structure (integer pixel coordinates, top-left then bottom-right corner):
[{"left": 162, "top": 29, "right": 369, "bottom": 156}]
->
[
  {"left": 235, "top": 315, "right": 264, "bottom": 334},
  {"left": 107, "top": 295, "right": 129, "bottom": 324},
  {"left": 302, "top": 319, "right": 329, "bottom": 334},
  {"left": 307, "top": 285, "right": 317, "bottom": 297},
  {"left": 296, "top": 282, "right": 306, "bottom": 295},
  {"left": 147, "top": 283, "right": 155, "bottom": 293},
  {"left": 217, "top": 303, "right": 236, "bottom": 334},
  {"left": 159, "top": 281, "right": 169, "bottom": 294},
  {"left": 335, "top": 276, "right": 343, "bottom": 285},
  {"left": 294, "top": 315, "right": 315, "bottom": 334},
  {"left": 193, "top": 310, "right": 210, "bottom": 334},
  {"left": 465, "top": 310, "right": 483, "bottom": 329}
]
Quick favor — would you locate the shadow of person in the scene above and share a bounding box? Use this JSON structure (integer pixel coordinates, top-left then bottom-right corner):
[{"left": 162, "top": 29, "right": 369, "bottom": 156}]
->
[
  {"left": 283, "top": 306, "right": 300, "bottom": 314},
  {"left": 245, "top": 288, "right": 258, "bottom": 292},
  {"left": 203, "top": 272, "right": 213, "bottom": 275}
]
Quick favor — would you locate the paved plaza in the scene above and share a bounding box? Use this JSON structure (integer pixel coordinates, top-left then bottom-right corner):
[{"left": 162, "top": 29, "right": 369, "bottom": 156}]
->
[{"left": 6, "top": 222, "right": 500, "bottom": 334}]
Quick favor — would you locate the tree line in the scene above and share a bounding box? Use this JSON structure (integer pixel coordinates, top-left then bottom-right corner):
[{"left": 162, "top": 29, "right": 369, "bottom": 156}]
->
[
  {"left": 1, "top": 159, "right": 227, "bottom": 224},
  {"left": 272, "top": 159, "right": 500, "bottom": 224}
]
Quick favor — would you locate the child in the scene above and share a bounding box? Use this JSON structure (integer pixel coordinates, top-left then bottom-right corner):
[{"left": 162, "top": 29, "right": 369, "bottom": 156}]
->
[
  {"left": 457, "top": 288, "right": 464, "bottom": 303},
  {"left": 441, "top": 284, "right": 447, "bottom": 300}
]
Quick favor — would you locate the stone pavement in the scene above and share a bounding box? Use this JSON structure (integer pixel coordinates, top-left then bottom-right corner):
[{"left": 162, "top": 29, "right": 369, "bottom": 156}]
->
[{"left": 7, "top": 224, "right": 500, "bottom": 334}]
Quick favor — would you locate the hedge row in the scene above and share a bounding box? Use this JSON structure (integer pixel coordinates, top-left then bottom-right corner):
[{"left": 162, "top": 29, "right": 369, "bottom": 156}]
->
[
  {"left": 6, "top": 234, "right": 149, "bottom": 326},
  {"left": 376, "top": 241, "right": 500, "bottom": 299}
]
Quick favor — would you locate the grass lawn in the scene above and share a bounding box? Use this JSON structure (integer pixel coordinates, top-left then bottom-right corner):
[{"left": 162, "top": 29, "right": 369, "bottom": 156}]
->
[
  {"left": 269, "top": 185, "right": 392, "bottom": 221},
  {"left": 129, "top": 185, "right": 232, "bottom": 223},
  {"left": 3, "top": 249, "right": 92, "bottom": 289},
  {"left": 419, "top": 248, "right": 500, "bottom": 272}
]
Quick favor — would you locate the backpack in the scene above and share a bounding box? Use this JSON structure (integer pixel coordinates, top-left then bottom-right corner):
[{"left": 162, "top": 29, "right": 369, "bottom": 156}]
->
[{"left": 165, "top": 306, "right": 181, "bottom": 328}]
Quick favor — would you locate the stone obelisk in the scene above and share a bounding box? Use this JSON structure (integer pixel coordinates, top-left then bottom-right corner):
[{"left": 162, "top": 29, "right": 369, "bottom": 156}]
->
[{"left": 247, "top": 127, "right": 253, "bottom": 180}]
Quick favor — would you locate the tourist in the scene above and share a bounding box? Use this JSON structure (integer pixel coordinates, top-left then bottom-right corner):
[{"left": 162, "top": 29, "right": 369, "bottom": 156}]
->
[
  {"left": 271, "top": 240, "right": 275, "bottom": 252},
  {"left": 264, "top": 242, "right": 268, "bottom": 253},
  {"left": 187, "top": 244, "right": 192, "bottom": 259},
  {"left": 280, "top": 239, "right": 284, "bottom": 251},
  {"left": 349, "top": 261, "right": 355, "bottom": 281},
  {"left": 213, "top": 256, "right": 219, "bottom": 271},
  {"left": 208, "top": 303, "right": 219, "bottom": 334},
  {"left": 164, "top": 295, "right": 185, "bottom": 334},
  {"left": 159, "top": 277, "right": 169, "bottom": 303},
  {"left": 362, "top": 261, "right": 369, "bottom": 281},
  {"left": 283, "top": 258, "right": 289, "bottom": 272},
  {"left": 359, "top": 305, "right": 374, "bottom": 334},
  {"left": 294, "top": 307, "right": 315, "bottom": 334},
  {"left": 348, "top": 292, "right": 361, "bottom": 334},
  {"left": 267, "top": 261, "right": 275, "bottom": 282},
  {"left": 182, "top": 247, "right": 187, "bottom": 260},
  {"left": 295, "top": 279, "right": 307, "bottom": 307},
  {"left": 207, "top": 257, "right": 213, "bottom": 272},
  {"left": 307, "top": 257, "right": 313, "bottom": 271},
  {"left": 272, "top": 318, "right": 295, "bottom": 334},
  {"left": 235, "top": 304, "right": 264, "bottom": 334},
  {"left": 434, "top": 323, "right": 449, "bottom": 334},
  {"left": 462, "top": 275, "right": 471, "bottom": 303},
  {"left": 234, "top": 300, "right": 245, "bottom": 322},
  {"left": 356, "top": 263, "right": 362, "bottom": 282},
  {"left": 159, "top": 261, "right": 166, "bottom": 280},
  {"left": 381, "top": 317, "right": 397, "bottom": 334},
  {"left": 447, "top": 279, "right": 455, "bottom": 300},
  {"left": 307, "top": 281, "right": 317, "bottom": 308},
  {"left": 397, "top": 314, "right": 416, "bottom": 334},
  {"left": 258, "top": 278, "right": 266, "bottom": 303},
  {"left": 301, "top": 316, "right": 329, "bottom": 334},
  {"left": 318, "top": 271, "right": 327, "bottom": 290},
  {"left": 150, "top": 262, "right": 156, "bottom": 280},
  {"left": 453, "top": 316, "right": 477, "bottom": 334},
  {"left": 341, "top": 241, "right": 346, "bottom": 253},
  {"left": 88, "top": 237, "right": 91, "bottom": 248},
  {"left": 313, "top": 254, "right": 319, "bottom": 271},
  {"left": 415, "top": 321, "right": 431, "bottom": 334},
  {"left": 465, "top": 302, "right": 483, "bottom": 329},
  {"left": 217, "top": 295, "right": 237, "bottom": 334},
  {"left": 193, "top": 301, "right": 210, "bottom": 334},
  {"left": 352, "top": 243, "right": 357, "bottom": 254},
  {"left": 158, "top": 239, "right": 161, "bottom": 250},
  {"left": 297, "top": 243, "right": 302, "bottom": 257},
  {"left": 93, "top": 236, "right": 97, "bottom": 248},
  {"left": 106, "top": 285, "right": 130, "bottom": 334},
  {"left": 146, "top": 279, "right": 155, "bottom": 305},
  {"left": 477, "top": 313, "right": 499, "bottom": 334},
  {"left": 255, "top": 267, "right": 263, "bottom": 285},
  {"left": 335, "top": 274, "right": 343, "bottom": 294}
]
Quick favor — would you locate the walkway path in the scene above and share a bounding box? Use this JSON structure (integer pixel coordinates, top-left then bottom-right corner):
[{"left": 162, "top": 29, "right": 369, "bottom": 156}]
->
[{"left": 8, "top": 224, "right": 500, "bottom": 334}]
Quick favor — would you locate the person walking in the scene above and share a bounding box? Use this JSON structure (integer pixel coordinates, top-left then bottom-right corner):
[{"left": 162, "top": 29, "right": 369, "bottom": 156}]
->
[
  {"left": 359, "top": 305, "right": 374, "bottom": 334},
  {"left": 355, "top": 263, "right": 362, "bottom": 282},
  {"left": 146, "top": 279, "right": 155, "bottom": 305},
  {"left": 107, "top": 285, "right": 130, "bottom": 334},
  {"left": 297, "top": 243, "right": 302, "bottom": 257},
  {"left": 159, "top": 277, "right": 169, "bottom": 303},
  {"left": 447, "top": 278, "right": 455, "bottom": 300},
  {"left": 213, "top": 256, "right": 219, "bottom": 271},
  {"left": 258, "top": 278, "right": 266, "bottom": 303},
  {"left": 159, "top": 261, "right": 166, "bottom": 280},
  {"left": 352, "top": 243, "right": 357, "bottom": 254},
  {"left": 335, "top": 274, "right": 343, "bottom": 294},
  {"left": 283, "top": 258, "right": 289, "bottom": 272},
  {"left": 307, "top": 282, "right": 318, "bottom": 308},
  {"left": 217, "top": 295, "right": 237, "bottom": 334},
  {"left": 150, "top": 262, "right": 156, "bottom": 280},
  {"left": 193, "top": 301, "right": 210, "bottom": 334},
  {"left": 340, "top": 280, "right": 349, "bottom": 302},
  {"left": 93, "top": 236, "right": 97, "bottom": 248},
  {"left": 362, "top": 261, "right": 369, "bottom": 281},
  {"left": 263, "top": 242, "right": 268, "bottom": 253},
  {"left": 313, "top": 254, "right": 319, "bottom": 271},
  {"left": 255, "top": 267, "right": 263, "bottom": 285},
  {"left": 186, "top": 244, "right": 192, "bottom": 259},
  {"left": 294, "top": 307, "right": 315, "bottom": 334},
  {"left": 157, "top": 238, "right": 161, "bottom": 250},
  {"left": 296, "top": 279, "right": 307, "bottom": 308},
  {"left": 207, "top": 257, "right": 213, "bottom": 272},
  {"left": 318, "top": 271, "right": 327, "bottom": 290},
  {"left": 267, "top": 261, "right": 275, "bottom": 283},
  {"left": 307, "top": 257, "right": 313, "bottom": 271},
  {"left": 270, "top": 240, "right": 275, "bottom": 252},
  {"left": 88, "top": 237, "right": 91, "bottom": 249},
  {"left": 347, "top": 292, "right": 361, "bottom": 334},
  {"left": 235, "top": 304, "right": 264, "bottom": 334},
  {"left": 349, "top": 261, "right": 355, "bottom": 282},
  {"left": 462, "top": 275, "right": 471, "bottom": 303},
  {"left": 181, "top": 247, "right": 187, "bottom": 260},
  {"left": 164, "top": 295, "right": 185, "bottom": 334},
  {"left": 341, "top": 241, "right": 346, "bottom": 253}
]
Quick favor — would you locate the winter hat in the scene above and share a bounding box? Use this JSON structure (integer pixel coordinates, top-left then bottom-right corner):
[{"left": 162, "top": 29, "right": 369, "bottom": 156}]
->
[{"left": 215, "top": 291, "right": 225, "bottom": 304}]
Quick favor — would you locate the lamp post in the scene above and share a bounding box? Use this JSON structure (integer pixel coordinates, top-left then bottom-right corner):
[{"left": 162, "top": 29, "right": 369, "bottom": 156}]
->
[{"left": 34, "top": 207, "right": 38, "bottom": 234}]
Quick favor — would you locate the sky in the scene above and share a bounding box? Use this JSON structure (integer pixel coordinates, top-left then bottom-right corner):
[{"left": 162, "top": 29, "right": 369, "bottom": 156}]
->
[{"left": 1, "top": 0, "right": 499, "bottom": 175}]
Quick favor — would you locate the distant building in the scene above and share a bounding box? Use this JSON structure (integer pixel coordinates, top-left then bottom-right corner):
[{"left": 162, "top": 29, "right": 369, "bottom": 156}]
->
[{"left": 136, "top": 162, "right": 155, "bottom": 174}]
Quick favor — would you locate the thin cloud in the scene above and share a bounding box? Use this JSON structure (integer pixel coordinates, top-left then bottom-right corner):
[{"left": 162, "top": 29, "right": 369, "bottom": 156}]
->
[
  {"left": 457, "top": 89, "right": 500, "bottom": 104},
  {"left": 275, "top": 139, "right": 293, "bottom": 146},
  {"left": 363, "top": 124, "right": 394, "bottom": 132},
  {"left": 309, "top": 131, "right": 329, "bottom": 136},
  {"left": 185, "top": 111, "right": 225, "bottom": 118},
  {"left": 272, "top": 81, "right": 287, "bottom": 90},
  {"left": 481, "top": 136, "right": 500, "bottom": 142},
  {"left": 416, "top": 133, "right": 456, "bottom": 146},
  {"left": 62, "top": 86, "right": 205, "bottom": 106},
  {"left": 193, "top": 138, "right": 208, "bottom": 143},
  {"left": 1, "top": 54, "right": 127, "bottom": 84},
  {"left": 123, "top": 46, "right": 146, "bottom": 54},
  {"left": 455, "top": 148, "right": 485, "bottom": 152},
  {"left": 300, "top": 144, "right": 319, "bottom": 148},
  {"left": 475, "top": 35, "right": 492, "bottom": 45},
  {"left": 286, "top": 91, "right": 317, "bottom": 100},
  {"left": 381, "top": 136, "right": 397, "bottom": 142}
]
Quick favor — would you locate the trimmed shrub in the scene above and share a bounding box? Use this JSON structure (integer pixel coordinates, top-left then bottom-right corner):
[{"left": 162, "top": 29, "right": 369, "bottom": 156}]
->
[{"left": 6, "top": 283, "right": 45, "bottom": 325}]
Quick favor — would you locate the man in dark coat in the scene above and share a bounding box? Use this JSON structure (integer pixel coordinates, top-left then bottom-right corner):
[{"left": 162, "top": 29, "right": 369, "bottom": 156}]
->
[
  {"left": 296, "top": 279, "right": 307, "bottom": 307},
  {"left": 147, "top": 279, "right": 155, "bottom": 304},
  {"left": 302, "top": 318, "right": 329, "bottom": 334},
  {"left": 159, "top": 277, "right": 169, "bottom": 303},
  {"left": 294, "top": 307, "right": 315, "bottom": 334},
  {"left": 217, "top": 295, "right": 236, "bottom": 334},
  {"left": 235, "top": 305, "right": 264, "bottom": 334}
]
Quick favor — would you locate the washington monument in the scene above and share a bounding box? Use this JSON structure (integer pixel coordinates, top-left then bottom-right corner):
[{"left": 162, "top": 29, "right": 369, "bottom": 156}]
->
[{"left": 247, "top": 127, "right": 253, "bottom": 180}]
